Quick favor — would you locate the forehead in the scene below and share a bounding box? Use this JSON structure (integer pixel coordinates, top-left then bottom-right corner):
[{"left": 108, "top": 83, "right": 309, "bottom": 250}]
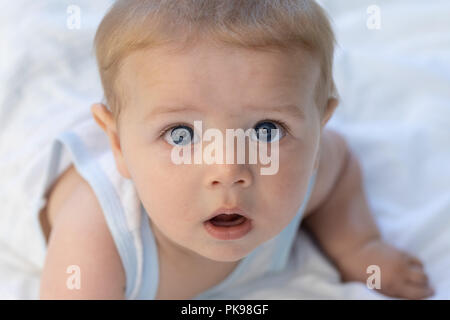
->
[{"left": 118, "top": 41, "right": 320, "bottom": 115}]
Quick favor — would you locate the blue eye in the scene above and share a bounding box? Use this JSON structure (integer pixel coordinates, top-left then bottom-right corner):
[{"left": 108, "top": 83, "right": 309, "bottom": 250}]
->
[
  {"left": 160, "top": 120, "right": 287, "bottom": 146},
  {"left": 251, "top": 120, "right": 285, "bottom": 143},
  {"left": 161, "top": 124, "right": 198, "bottom": 146}
]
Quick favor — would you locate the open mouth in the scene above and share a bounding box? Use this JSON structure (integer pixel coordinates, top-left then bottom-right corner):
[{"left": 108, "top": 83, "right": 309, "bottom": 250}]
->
[
  {"left": 208, "top": 213, "right": 247, "bottom": 227},
  {"left": 204, "top": 213, "right": 252, "bottom": 240}
]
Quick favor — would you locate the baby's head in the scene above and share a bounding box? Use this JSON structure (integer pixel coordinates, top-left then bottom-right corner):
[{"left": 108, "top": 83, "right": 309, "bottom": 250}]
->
[{"left": 92, "top": 0, "right": 338, "bottom": 262}]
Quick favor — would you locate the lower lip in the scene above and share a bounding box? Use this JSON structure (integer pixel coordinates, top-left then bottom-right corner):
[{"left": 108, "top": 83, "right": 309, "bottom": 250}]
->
[{"left": 203, "top": 217, "right": 252, "bottom": 240}]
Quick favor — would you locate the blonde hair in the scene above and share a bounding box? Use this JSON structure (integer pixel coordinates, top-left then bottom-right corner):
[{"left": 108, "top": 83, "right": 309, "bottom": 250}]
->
[{"left": 94, "top": 0, "right": 338, "bottom": 123}]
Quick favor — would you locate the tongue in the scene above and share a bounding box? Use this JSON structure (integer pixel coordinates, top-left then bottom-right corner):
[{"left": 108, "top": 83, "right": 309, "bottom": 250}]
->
[{"left": 210, "top": 214, "right": 245, "bottom": 226}]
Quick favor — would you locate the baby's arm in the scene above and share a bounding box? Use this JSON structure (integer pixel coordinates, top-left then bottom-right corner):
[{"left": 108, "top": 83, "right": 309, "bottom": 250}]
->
[
  {"left": 39, "top": 167, "right": 126, "bottom": 299},
  {"left": 302, "top": 131, "right": 434, "bottom": 299}
]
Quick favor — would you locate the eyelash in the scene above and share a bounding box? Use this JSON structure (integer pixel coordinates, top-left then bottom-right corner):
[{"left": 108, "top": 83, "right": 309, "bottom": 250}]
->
[
  {"left": 158, "top": 122, "right": 192, "bottom": 138},
  {"left": 158, "top": 119, "right": 290, "bottom": 138}
]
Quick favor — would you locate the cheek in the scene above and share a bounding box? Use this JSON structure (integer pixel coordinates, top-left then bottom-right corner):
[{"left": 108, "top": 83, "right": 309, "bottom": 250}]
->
[
  {"left": 122, "top": 137, "right": 178, "bottom": 195},
  {"left": 127, "top": 150, "right": 198, "bottom": 221},
  {"left": 119, "top": 127, "right": 203, "bottom": 228},
  {"left": 262, "top": 143, "right": 315, "bottom": 215},
  {"left": 265, "top": 161, "right": 305, "bottom": 211},
  {"left": 277, "top": 142, "right": 313, "bottom": 191}
]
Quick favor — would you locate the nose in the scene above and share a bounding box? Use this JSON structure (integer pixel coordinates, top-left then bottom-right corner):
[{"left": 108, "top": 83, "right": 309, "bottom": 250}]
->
[{"left": 204, "top": 163, "right": 253, "bottom": 189}]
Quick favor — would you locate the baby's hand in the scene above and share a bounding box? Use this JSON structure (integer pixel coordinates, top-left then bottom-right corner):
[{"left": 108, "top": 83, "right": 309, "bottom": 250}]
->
[{"left": 334, "top": 238, "right": 434, "bottom": 299}]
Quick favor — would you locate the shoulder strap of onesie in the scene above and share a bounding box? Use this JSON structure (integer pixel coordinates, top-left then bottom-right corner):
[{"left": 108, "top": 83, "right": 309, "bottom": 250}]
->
[{"left": 55, "top": 130, "right": 143, "bottom": 299}]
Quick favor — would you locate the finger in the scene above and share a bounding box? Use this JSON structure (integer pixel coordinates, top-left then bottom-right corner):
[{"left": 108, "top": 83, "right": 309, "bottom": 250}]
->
[
  {"left": 406, "top": 255, "right": 424, "bottom": 268},
  {"left": 406, "top": 264, "right": 429, "bottom": 286},
  {"left": 398, "top": 282, "right": 434, "bottom": 300}
]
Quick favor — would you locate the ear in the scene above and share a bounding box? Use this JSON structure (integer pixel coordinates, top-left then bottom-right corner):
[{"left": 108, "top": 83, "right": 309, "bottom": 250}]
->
[
  {"left": 320, "top": 97, "right": 339, "bottom": 128},
  {"left": 91, "top": 103, "right": 131, "bottom": 179}
]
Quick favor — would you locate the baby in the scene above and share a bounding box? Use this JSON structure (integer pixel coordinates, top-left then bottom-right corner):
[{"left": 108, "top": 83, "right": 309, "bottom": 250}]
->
[{"left": 39, "top": 0, "right": 434, "bottom": 299}]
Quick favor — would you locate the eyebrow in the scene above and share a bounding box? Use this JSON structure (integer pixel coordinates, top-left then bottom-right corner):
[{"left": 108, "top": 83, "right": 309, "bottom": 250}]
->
[
  {"left": 145, "top": 103, "right": 306, "bottom": 120},
  {"left": 249, "top": 104, "right": 306, "bottom": 119}
]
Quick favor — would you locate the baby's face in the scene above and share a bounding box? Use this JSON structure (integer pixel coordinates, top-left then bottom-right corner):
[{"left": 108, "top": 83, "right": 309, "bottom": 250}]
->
[{"left": 112, "top": 40, "right": 323, "bottom": 262}]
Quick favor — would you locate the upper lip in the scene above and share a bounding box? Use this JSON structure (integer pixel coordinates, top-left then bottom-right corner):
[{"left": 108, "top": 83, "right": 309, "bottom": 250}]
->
[{"left": 205, "top": 207, "right": 250, "bottom": 222}]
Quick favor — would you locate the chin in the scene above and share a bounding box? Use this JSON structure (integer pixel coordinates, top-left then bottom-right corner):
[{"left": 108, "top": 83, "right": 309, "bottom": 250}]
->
[{"left": 200, "top": 243, "right": 253, "bottom": 263}]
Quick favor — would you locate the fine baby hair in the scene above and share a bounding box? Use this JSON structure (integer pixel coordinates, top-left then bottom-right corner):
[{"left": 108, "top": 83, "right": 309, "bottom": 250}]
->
[{"left": 94, "top": 0, "right": 338, "bottom": 124}]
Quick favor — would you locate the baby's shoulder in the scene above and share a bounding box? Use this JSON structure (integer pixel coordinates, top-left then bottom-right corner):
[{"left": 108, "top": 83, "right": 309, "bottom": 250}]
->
[
  {"left": 43, "top": 164, "right": 87, "bottom": 229},
  {"left": 40, "top": 164, "right": 126, "bottom": 299}
]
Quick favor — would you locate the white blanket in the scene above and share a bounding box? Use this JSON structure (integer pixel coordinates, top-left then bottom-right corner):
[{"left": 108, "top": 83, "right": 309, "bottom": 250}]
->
[{"left": 0, "top": 0, "right": 449, "bottom": 299}]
